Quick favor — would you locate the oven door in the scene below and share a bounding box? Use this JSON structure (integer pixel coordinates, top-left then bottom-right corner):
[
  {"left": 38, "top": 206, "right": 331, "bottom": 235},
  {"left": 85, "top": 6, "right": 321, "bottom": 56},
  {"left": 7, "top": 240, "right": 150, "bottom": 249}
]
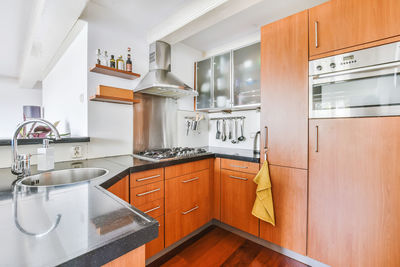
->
[{"left": 310, "top": 62, "right": 400, "bottom": 118}]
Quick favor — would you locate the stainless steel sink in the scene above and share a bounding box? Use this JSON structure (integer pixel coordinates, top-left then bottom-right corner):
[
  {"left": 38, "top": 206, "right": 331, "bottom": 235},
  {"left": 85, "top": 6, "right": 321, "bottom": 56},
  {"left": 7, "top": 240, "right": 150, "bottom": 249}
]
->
[{"left": 17, "top": 168, "right": 109, "bottom": 187}]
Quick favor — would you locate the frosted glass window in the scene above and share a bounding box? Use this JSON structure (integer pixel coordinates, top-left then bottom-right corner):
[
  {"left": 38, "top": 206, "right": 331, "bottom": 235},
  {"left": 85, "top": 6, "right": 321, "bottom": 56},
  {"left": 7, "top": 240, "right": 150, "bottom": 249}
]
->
[
  {"left": 196, "top": 59, "right": 212, "bottom": 109},
  {"left": 213, "top": 53, "right": 231, "bottom": 109}
]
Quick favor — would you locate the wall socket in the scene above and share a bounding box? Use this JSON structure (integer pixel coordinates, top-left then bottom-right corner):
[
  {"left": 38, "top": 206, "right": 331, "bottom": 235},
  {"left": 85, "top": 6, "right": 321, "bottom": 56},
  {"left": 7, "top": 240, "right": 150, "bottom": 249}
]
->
[{"left": 71, "top": 146, "right": 83, "bottom": 158}]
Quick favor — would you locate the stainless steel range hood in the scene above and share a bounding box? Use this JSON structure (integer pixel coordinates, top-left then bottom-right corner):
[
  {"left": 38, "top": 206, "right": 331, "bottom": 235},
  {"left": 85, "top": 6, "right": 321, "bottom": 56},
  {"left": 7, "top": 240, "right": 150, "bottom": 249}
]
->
[{"left": 134, "top": 41, "right": 198, "bottom": 98}]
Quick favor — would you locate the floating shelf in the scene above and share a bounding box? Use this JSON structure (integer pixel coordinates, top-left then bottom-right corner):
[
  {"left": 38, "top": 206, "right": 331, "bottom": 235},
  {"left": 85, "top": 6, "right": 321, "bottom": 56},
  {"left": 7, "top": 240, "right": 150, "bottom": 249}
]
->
[
  {"left": 90, "top": 95, "right": 140, "bottom": 105},
  {"left": 90, "top": 64, "right": 141, "bottom": 80},
  {"left": 90, "top": 85, "right": 140, "bottom": 105}
]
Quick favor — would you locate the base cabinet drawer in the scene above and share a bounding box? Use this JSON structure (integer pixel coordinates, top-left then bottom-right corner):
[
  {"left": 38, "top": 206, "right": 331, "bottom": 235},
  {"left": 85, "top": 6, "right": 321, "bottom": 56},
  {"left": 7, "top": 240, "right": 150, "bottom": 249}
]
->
[
  {"left": 131, "top": 181, "right": 164, "bottom": 206},
  {"left": 145, "top": 215, "right": 164, "bottom": 259},
  {"left": 165, "top": 199, "right": 210, "bottom": 247},
  {"left": 221, "top": 169, "right": 259, "bottom": 236},
  {"left": 221, "top": 158, "right": 259, "bottom": 174},
  {"left": 136, "top": 198, "right": 164, "bottom": 219},
  {"left": 165, "top": 169, "right": 210, "bottom": 214},
  {"left": 131, "top": 168, "right": 164, "bottom": 187}
]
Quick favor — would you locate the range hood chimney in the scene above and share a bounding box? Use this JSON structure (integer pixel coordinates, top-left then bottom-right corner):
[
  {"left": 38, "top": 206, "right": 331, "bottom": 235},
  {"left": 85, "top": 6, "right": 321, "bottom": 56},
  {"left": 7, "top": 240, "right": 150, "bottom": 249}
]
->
[{"left": 134, "top": 41, "right": 198, "bottom": 98}]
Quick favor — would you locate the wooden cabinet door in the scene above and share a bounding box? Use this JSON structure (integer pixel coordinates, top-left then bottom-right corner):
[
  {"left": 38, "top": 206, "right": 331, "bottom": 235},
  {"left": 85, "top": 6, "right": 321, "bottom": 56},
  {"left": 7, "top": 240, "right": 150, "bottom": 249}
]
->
[
  {"left": 107, "top": 175, "right": 129, "bottom": 202},
  {"left": 220, "top": 169, "right": 258, "bottom": 236},
  {"left": 259, "top": 166, "right": 307, "bottom": 255},
  {"left": 308, "top": 118, "right": 400, "bottom": 267},
  {"left": 309, "top": 0, "right": 400, "bottom": 57},
  {"left": 145, "top": 215, "right": 164, "bottom": 259},
  {"left": 260, "top": 10, "right": 308, "bottom": 169}
]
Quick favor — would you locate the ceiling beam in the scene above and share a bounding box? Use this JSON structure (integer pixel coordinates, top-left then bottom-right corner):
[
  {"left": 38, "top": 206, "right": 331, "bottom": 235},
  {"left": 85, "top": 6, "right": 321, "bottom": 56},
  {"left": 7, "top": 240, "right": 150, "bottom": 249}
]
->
[
  {"left": 19, "top": 0, "right": 88, "bottom": 88},
  {"left": 147, "top": 0, "right": 263, "bottom": 45}
]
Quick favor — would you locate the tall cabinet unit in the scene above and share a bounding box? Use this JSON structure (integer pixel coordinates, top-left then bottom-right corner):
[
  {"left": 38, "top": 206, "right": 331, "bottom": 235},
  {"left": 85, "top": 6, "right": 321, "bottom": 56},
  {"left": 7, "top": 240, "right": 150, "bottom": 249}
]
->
[
  {"left": 308, "top": 118, "right": 400, "bottom": 267},
  {"left": 309, "top": 0, "right": 400, "bottom": 58},
  {"left": 259, "top": 11, "right": 309, "bottom": 255}
]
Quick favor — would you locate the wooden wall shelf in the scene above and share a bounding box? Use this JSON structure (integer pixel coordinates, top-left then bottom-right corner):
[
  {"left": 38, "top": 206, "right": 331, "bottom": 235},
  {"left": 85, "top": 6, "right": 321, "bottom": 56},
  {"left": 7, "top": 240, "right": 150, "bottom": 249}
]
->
[
  {"left": 90, "top": 64, "right": 141, "bottom": 80},
  {"left": 90, "top": 85, "right": 140, "bottom": 105}
]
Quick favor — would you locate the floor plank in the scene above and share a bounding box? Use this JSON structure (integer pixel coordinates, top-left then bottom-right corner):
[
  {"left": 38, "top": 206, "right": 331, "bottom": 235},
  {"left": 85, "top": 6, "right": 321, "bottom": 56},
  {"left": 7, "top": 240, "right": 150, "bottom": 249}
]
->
[{"left": 152, "top": 227, "right": 308, "bottom": 267}]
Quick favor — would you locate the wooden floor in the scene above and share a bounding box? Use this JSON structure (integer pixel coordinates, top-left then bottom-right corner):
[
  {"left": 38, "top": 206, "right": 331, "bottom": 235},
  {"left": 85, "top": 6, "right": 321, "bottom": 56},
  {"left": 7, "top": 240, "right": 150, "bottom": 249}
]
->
[{"left": 149, "top": 226, "right": 308, "bottom": 267}]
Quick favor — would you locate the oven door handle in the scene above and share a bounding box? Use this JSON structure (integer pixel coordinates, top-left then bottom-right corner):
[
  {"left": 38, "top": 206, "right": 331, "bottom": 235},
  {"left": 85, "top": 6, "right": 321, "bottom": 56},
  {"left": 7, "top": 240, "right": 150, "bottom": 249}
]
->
[{"left": 314, "top": 61, "right": 400, "bottom": 79}]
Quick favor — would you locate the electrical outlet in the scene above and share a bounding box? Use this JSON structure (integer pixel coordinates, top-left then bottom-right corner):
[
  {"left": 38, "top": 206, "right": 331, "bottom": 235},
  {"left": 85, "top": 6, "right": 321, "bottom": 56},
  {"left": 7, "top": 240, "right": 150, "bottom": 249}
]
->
[{"left": 71, "top": 146, "right": 82, "bottom": 158}]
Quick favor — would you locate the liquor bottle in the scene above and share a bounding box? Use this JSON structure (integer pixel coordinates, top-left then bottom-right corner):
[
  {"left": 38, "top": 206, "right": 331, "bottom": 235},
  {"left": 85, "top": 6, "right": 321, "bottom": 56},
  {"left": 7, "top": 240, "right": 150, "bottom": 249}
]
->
[
  {"left": 126, "top": 47, "right": 132, "bottom": 72},
  {"left": 96, "top": 49, "right": 101, "bottom": 65},
  {"left": 116, "top": 55, "right": 125, "bottom": 71},
  {"left": 110, "top": 55, "right": 116, "bottom": 68},
  {"left": 104, "top": 51, "right": 109, "bottom": 67}
]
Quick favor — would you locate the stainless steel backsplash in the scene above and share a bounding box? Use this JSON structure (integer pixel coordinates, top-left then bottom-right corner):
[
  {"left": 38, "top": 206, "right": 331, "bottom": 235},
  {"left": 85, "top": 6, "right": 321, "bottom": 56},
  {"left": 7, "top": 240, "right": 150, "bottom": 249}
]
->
[{"left": 133, "top": 93, "right": 178, "bottom": 152}]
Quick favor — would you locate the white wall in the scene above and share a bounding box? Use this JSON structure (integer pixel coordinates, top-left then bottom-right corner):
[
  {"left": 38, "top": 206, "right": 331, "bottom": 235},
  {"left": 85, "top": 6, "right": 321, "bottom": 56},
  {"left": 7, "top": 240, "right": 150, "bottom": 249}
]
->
[
  {"left": 0, "top": 76, "right": 42, "bottom": 138},
  {"left": 42, "top": 23, "right": 88, "bottom": 137},
  {"left": 83, "top": 8, "right": 149, "bottom": 158}
]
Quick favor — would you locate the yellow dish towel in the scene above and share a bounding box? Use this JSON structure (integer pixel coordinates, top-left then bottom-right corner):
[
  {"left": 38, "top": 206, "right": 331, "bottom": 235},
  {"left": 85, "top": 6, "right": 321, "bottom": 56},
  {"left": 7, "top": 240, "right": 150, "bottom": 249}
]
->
[{"left": 252, "top": 160, "right": 275, "bottom": 226}]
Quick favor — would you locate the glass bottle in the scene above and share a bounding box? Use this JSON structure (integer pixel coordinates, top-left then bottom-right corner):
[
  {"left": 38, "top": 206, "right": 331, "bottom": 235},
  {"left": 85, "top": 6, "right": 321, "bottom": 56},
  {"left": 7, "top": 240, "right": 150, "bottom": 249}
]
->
[
  {"left": 110, "top": 55, "right": 116, "bottom": 68},
  {"left": 96, "top": 49, "right": 101, "bottom": 65},
  {"left": 126, "top": 47, "right": 132, "bottom": 72},
  {"left": 116, "top": 55, "right": 125, "bottom": 71},
  {"left": 104, "top": 51, "right": 109, "bottom": 67}
]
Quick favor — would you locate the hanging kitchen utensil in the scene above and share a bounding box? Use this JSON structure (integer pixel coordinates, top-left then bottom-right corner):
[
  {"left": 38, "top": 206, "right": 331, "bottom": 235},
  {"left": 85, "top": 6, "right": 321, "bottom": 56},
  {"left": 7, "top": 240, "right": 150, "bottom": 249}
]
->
[
  {"left": 231, "top": 119, "right": 238, "bottom": 144},
  {"left": 228, "top": 119, "right": 232, "bottom": 139},
  {"left": 185, "top": 120, "right": 191, "bottom": 136},
  {"left": 221, "top": 119, "right": 227, "bottom": 141},
  {"left": 216, "top": 120, "right": 221, "bottom": 139},
  {"left": 238, "top": 118, "right": 246, "bottom": 142}
]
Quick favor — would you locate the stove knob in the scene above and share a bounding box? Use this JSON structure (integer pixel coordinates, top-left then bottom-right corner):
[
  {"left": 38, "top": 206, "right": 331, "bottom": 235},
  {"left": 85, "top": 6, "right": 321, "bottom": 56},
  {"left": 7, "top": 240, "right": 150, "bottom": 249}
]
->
[
  {"left": 316, "top": 65, "right": 322, "bottom": 71},
  {"left": 330, "top": 63, "right": 336, "bottom": 69}
]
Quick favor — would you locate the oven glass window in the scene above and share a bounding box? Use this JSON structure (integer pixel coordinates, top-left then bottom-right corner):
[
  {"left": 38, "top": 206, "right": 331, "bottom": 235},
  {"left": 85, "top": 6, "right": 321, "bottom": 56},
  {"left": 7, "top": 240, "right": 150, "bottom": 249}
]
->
[{"left": 313, "top": 73, "right": 400, "bottom": 111}]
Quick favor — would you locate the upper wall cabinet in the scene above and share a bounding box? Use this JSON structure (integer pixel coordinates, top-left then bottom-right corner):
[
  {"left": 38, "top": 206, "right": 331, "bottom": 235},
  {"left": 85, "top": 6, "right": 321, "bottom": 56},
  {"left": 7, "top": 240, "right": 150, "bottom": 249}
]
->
[
  {"left": 196, "top": 43, "right": 260, "bottom": 111},
  {"left": 309, "top": 0, "right": 400, "bottom": 58}
]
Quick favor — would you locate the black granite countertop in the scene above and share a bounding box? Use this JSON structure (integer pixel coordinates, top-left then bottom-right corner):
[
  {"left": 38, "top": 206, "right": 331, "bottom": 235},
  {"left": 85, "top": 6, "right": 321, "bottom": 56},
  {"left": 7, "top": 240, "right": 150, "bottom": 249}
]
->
[
  {"left": 0, "top": 137, "right": 90, "bottom": 146},
  {"left": 0, "top": 147, "right": 259, "bottom": 266}
]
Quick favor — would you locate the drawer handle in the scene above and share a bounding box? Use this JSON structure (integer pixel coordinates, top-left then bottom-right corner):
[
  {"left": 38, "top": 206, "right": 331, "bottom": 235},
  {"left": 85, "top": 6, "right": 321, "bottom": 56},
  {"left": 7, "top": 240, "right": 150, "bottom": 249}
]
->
[
  {"left": 230, "top": 164, "right": 248, "bottom": 169},
  {"left": 144, "top": 205, "right": 161, "bottom": 214},
  {"left": 181, "top": 205, "right": 199, "bottom": 215},
  {"left": 136, "top": 174, "right": 161, "bottom": 182},
  {"left": 229, "top": 175, "right": 248, "bottom": 181},
  {"left": 181, "top": 177, "right": 199, "bottom": 183},
  {"left": 136, "top": 188, "right": 161, "bottom": 197}
]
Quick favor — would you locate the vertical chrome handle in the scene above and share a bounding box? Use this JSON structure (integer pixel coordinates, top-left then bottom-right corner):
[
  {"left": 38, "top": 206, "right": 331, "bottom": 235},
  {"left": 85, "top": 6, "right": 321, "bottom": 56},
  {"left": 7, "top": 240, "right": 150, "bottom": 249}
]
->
[
  {"left": 264, "top": 126, "right": 268, "bottom": 150},
  {"left": 315, "top": 21, "right": 319, "bottom": 48},
  {"left": 315, "top": 125, "right": 319, "bottom": 152}
]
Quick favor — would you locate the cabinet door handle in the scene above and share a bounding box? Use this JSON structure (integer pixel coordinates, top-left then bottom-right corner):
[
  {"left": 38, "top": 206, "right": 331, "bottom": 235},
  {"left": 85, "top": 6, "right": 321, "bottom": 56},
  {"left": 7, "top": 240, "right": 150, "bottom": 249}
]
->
[
  {"left": 144, "top": 205, "right": 161, "bottom": 214},
  {"left": 182, "top": 205, "right": 199, "bottom": 215},
  {"left": 230, "top": 164, "right": 248, "bottom": 169},
  {"left": 181, "top": 177, "right": 199, "bottom": 183},
  {"left": 264, "top": 126, "right": 268, "bottom": 150},
  {"left": 229, "top": 175, "right": 248, "bottom": 181},
  {"left": 315, "top": 21, "right": 319, "bottom": 48},
  {"left": 315, "top": 125, "right": 319, "bottom": 152},
  {"left": 136, "top": 188, "right": 160, "bottom": 197},
  {"left": 136, "top": 174, "right": 161, "bottom": 182}
]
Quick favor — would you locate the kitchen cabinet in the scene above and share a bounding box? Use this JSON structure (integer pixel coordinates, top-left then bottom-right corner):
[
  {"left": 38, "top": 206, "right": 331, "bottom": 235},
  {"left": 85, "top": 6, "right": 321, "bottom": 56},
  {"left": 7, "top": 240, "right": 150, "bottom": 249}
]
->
[
  {"left": 130, "top": 169, "right": 165, "bottom": 259},
  {"left": 233, "top": 42, "right": 261, "bottom": 107},
  {"left": 196, "top": 58, "right": 212, "bottom": 109},
  {"left": 260, "top": 10, "right": 308, "bottom": 169},
  {"left": 309, "top": 0, "right": 400, "bottom": 58},
  {"left": 221, "top": 158, "right": 259, "bottom": 175},
  {"left": 308, "top": 118, "right": 400, "bottom": 267},
  {"left": 196, "top": 43, "right": 260, "bottom": 111},
  {"left": 165, "top": 161, "right": 211, "bottom": 247},
  {"left": 212, "top": 158, "right": 221, "bottom": 220},
  {"left": 220, "top": 168, "right": 258, "bottom": 236},
  {"left": 107, "top": 175, "right": 129, "bottom": 202},
  {"left": 259, "top": 166, "right": 307, "bottom": 255},
  {"left": 213, "top": 52, "right": 231, "bottom": 109},
  {"left": 145, "top": 215, "right": 164, "bottom": 259}
]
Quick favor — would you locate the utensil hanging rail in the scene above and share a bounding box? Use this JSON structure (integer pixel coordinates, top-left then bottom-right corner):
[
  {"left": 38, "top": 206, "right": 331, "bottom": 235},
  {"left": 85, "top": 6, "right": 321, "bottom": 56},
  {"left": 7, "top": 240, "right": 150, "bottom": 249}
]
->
[{"left": 210, "top": 116, "right": 245, "bottom": 120}]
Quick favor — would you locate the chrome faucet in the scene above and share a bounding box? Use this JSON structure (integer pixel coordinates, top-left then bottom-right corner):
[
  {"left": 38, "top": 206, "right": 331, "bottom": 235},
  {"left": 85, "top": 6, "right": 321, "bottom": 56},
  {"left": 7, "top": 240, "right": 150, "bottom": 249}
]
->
[{"left": 11, "top": 119, "right": 61, "bottom": 178}]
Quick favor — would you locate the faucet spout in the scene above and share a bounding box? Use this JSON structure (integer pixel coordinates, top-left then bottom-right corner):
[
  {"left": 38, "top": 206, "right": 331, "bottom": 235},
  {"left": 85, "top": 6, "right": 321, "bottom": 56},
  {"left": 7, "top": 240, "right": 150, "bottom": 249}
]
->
[{"left": 11, "top": 119, "right": 61, "bottom": 177}]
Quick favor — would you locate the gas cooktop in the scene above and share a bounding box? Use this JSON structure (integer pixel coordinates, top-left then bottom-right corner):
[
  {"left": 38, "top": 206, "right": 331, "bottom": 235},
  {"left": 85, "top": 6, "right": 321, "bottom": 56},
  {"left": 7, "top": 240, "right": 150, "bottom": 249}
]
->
[{"left": 133, "top": 147, "right": 210, "bottom": 162}]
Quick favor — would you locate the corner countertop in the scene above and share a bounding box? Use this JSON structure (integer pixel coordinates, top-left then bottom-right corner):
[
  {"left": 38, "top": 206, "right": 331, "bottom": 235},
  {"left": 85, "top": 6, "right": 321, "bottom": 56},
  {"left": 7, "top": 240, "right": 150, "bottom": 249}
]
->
[{"left": 0, "top": 147, "right": 259, "bottom": 267}]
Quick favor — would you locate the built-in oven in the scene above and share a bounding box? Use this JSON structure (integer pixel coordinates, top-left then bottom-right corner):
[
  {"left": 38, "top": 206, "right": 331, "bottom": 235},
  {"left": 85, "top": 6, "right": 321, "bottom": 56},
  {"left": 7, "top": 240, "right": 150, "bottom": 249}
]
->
[{"left": 309, "top": 41, "right": 400, "bottom": 118}]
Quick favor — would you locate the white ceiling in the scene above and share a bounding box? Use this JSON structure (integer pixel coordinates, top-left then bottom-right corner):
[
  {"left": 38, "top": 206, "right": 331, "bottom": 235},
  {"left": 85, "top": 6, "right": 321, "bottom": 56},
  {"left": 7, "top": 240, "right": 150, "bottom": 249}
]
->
[
  {"left": 86, "top": 0, "right": 194, "bottom": 38},
  {"left": 182, "top": 0, "right": 327, "bottom": 53},
  {"left": 0, "top": 0, "right": 34, "bottom": 77}
]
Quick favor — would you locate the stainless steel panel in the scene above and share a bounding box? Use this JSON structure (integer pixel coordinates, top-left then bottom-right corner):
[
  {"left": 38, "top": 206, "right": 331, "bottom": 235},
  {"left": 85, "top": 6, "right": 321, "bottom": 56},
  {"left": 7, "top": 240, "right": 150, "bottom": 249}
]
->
[{"left": 133, "top": 94, "right": 178, "bottom": 152}]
